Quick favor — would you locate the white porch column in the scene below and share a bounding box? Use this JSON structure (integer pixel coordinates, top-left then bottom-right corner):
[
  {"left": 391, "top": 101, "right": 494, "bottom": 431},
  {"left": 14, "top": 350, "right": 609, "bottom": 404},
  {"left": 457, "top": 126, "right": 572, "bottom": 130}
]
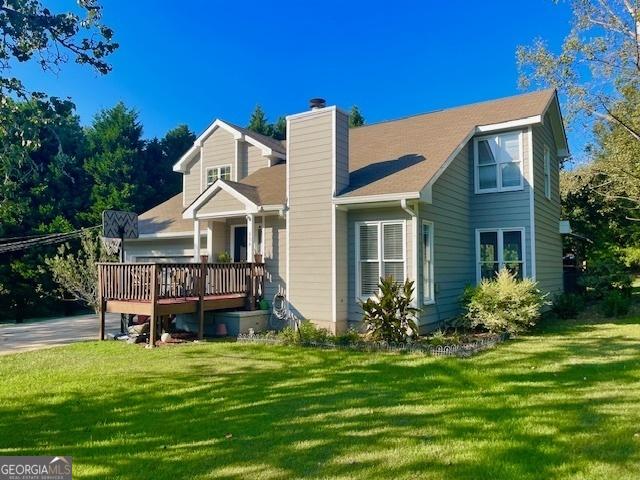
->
[
  {"left": 246, "top": 214, "right": 254, "bottom": 262},
  {"left": 261, "top": 215, "right": 266, "bottom": 256},
  {"left": 193, "top": 219, "right": 201, "bottom": 262},
  {"left": 206, "top": 221, "right": 214, "bottom": 260}
]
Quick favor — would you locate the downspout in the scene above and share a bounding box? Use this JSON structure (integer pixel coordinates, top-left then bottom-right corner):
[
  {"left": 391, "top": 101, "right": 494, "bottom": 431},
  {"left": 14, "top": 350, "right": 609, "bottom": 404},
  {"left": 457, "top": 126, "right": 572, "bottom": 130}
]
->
[{"left": 401, "top": 199, "right": 419, "bottom": 309}]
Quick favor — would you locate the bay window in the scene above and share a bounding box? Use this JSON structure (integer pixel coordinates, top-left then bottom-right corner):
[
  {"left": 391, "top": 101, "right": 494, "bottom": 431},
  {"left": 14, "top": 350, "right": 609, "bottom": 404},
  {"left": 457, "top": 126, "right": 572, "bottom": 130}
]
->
[
  {"left": 206, "top": 165, "right": 231, "bottom": 186},
  {"left": 357, "top": 221, "right": 406, "bottom": 298},
  {"left": 477, "top": 228, "right": 525, "bottom": 282},
  {"left": 474, "top": 131, "right": 523, "bottom": 193}
]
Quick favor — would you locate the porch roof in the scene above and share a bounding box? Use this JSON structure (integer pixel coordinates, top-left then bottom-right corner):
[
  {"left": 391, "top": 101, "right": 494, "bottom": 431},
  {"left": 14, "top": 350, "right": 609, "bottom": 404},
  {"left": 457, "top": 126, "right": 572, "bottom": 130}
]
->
[{"left": 137, "top": 194, "right": 205, "bottom": 237}]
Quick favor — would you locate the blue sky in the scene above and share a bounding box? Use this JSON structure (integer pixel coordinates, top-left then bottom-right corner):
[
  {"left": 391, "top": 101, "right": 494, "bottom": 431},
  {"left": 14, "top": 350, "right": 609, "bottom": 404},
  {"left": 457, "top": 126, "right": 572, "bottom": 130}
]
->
[{"left": 17, "top": 0, "right": 575, "bottom": 148}]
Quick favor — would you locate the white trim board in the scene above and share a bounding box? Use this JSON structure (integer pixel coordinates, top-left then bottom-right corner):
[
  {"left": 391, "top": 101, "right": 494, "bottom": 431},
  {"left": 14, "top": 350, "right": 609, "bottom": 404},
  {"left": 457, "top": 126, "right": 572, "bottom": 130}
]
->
[
  {"left": 183, "top": 179, "right": 259, "bottom": 219},
  {"left": 173, "top": 119, "right": 285, "bottom": 173}
]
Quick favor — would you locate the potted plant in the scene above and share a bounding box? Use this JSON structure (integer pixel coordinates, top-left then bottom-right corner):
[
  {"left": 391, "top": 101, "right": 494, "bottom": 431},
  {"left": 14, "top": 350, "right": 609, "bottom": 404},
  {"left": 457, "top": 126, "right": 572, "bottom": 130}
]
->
[{"left": 254, "top": 249, "right": 263, "bottom": 263}]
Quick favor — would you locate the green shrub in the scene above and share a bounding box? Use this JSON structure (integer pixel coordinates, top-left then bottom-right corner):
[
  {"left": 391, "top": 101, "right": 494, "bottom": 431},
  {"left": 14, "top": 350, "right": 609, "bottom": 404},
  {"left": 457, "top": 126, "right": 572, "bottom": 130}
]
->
[
  {"left": 279, "top": 321, "right": 334, "bottom": 345},
  {"left": 462, "top": 269, "right": 548, "bottom": 334},
  {"left": 360, "top": 277, "right": 420, "bottom": 343},
  {"left": 621, "top": 246, "right": 640, "bottom": 271},
  {"left": 552, "top": 293, "right": 585, "bottom": 319},
  {"left": 579, "top": 249, "right": 632, "bottom": 298},
  {"left": 600, "top": 290, "right": 631, "bottom": 317},
  {"left": 335, "top": 328, "right": 362, "bottom": 346},
  {"left": 217, "top": 251, "right": 231, "bottom": 263}
]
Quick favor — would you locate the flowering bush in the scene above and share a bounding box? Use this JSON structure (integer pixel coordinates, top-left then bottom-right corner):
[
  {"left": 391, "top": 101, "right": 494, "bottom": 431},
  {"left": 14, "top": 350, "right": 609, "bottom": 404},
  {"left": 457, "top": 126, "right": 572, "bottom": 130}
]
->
[{"left": 462, "top": 269, "right": 548, "bottom": 334}]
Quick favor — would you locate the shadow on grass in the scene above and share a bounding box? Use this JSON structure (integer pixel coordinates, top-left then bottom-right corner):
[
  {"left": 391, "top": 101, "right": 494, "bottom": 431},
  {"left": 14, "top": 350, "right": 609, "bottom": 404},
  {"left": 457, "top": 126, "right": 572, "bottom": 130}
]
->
[{"left": 0, "top": 317, "right": 639, "bottom": 480}]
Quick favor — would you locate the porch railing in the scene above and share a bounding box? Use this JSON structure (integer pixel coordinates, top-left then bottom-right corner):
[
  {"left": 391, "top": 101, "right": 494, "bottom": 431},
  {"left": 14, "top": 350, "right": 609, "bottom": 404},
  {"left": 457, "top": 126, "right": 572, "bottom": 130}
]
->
[{"left": 97, "top": 261, "right": 265, "bottom": 303}]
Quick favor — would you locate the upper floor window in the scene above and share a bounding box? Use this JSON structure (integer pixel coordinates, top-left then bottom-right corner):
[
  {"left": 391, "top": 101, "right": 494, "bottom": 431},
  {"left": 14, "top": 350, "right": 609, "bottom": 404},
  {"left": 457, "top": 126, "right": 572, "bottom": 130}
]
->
[
  {"left": 543, "top": 145, "right": 551, "bottom": 199},
  {"left": 474, "top": 131, "right": 523, "bottom": 194},
  {"left": 206, "top": 165, "right": 231, "bottom": 186},
  {"left": 357, "top": 221, "right": 406, "bottom": 299}
]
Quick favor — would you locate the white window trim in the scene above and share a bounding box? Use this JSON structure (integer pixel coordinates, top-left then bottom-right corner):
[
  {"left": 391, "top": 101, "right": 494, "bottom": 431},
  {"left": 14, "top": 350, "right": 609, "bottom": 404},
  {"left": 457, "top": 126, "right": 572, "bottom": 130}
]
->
[
  {"left": 206, "top": 164, "right": 232, "bottom": 186},
  {"left": 422, "top": 220, "right": 435, "bottom": 305},
  {"left": 475, "top": 227, "right": 527, "bottom": 283},
  {"left": 543, "top": 144, "right": 551, "bottom": 200},
  {"left": 474, "top": 131, "right": 524, "bottom": 194},
  {"left": 355, "top": 220, "right": 407, "bottom": 301}
]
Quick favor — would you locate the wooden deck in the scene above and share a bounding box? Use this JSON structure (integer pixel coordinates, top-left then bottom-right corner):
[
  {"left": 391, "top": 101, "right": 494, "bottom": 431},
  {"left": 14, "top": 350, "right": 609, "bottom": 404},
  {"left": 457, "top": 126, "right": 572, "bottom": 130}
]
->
[{"left": 97, "top": 261, "right": 265, "bottom": 346}]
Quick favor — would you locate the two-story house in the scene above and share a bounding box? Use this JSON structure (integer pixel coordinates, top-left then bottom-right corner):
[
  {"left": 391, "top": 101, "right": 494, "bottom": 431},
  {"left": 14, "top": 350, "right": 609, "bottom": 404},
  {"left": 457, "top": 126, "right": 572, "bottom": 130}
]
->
[{"left": 125, "top": 89, "right": 568, "bottom": 333}]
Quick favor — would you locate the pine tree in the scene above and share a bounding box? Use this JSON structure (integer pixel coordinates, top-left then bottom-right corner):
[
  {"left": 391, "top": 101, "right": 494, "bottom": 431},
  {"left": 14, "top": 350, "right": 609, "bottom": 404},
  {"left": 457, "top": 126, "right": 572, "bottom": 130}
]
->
[
  {"left": 247, "top": 105, "right": 272, "bottom": 136},
  {"left": 349, "top": 106, "right": 365, "bottom": 128}
]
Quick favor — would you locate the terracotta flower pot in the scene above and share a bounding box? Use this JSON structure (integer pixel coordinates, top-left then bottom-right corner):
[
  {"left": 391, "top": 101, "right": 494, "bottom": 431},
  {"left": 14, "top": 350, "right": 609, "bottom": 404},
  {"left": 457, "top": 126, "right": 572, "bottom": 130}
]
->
[{"left": 215, "top": 322, "right": 228, "bottom": 337}]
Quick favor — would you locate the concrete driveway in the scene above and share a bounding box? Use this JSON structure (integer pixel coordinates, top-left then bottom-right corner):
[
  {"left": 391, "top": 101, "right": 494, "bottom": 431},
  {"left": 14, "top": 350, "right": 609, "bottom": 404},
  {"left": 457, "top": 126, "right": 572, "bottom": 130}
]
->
[{"left": 0, "top": 313, "right": 121, "bottom": 355}]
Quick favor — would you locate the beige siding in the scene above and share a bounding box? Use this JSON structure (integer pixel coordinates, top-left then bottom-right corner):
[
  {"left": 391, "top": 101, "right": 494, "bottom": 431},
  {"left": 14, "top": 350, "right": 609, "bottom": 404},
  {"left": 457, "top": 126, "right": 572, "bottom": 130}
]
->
[
  {"left": 288, "top": 109, "right": 336, "bottom": 329},
  {"left": 201, "top": 128, "right": 236, "bottom": 186},
  {"left": 237, "top": 143, "right": 267, "bottom": 179},
  {"left": 198, "top": 189, "right": 246, "bottom": 216},
  {"left": 533, "top": 114, "right": 563, "bottom": 296},
  {"left": 124, "top": 237, "right": 206, "bottom": 262},
  {"left": 263, "top": 216, "right": 287, "bottom": 300},
  {"left": 183, "top": 153, "right": 202, "bottom": 207}
]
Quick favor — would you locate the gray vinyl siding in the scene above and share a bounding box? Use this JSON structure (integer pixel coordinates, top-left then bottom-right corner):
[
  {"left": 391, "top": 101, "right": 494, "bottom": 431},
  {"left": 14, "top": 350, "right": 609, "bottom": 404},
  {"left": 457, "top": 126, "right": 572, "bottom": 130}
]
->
[
  {"left": 287, "top": 109, "right": 335, "bottom": 327},
  {"left": 347, "top": 207, "right": 414, "bottom": 326},
  {"left": 183, "top": 153, "right": 201, "bottom": 207},
  {"left": 201, "top": 128, "right": 236, "bottom": 187},
  {"left": 418, "top": 144, "right": 474, "bottom": 330},
  {"left": 470, "top": 129, "right": 533, "bottom": 278},
  {"left": 533, "top": 115, "right": 563, "bottom": 296}
]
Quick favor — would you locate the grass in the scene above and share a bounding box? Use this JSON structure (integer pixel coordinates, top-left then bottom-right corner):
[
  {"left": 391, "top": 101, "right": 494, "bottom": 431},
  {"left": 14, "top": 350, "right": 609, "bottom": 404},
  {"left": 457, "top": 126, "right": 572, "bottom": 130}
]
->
[{"left": 1, "top": 317, "right": 639, "bottom": 479}]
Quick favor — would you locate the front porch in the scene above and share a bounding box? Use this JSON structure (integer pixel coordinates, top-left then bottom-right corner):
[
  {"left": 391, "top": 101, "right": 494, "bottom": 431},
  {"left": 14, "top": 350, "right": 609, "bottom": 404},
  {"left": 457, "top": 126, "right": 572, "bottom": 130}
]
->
[{"left": 97, "top": 261, "right": 265, "bottom": 346}]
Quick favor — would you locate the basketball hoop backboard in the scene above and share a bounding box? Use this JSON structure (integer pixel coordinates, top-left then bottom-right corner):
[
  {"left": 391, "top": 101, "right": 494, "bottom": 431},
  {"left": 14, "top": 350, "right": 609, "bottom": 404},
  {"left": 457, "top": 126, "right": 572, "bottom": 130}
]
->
[{"left": 102, "top": 210, "right": 139, "bottom": 240}]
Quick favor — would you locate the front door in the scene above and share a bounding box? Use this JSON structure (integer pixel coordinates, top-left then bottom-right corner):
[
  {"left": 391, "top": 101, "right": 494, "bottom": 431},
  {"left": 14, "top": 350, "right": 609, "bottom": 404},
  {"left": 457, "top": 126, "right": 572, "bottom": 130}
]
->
[{"left": 233, "top": 226, "right": 247, "bottom": 262}]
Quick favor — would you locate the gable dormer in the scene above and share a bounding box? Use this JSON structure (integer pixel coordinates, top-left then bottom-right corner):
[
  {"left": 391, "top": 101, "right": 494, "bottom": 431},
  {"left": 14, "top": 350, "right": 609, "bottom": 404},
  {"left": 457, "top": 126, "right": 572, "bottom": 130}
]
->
[{"left": 173, "top": 120, "right": 286, "bottom": 207}]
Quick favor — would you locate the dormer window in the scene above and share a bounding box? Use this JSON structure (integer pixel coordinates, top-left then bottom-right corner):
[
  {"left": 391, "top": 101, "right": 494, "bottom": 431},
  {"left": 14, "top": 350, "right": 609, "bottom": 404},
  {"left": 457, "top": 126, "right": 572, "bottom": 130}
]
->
[
  {"left": 474, "top": 131, "right": 523, "bottom": 193},
  {"left": 206, "top": 165, "right": 231, "bottom": 186}
]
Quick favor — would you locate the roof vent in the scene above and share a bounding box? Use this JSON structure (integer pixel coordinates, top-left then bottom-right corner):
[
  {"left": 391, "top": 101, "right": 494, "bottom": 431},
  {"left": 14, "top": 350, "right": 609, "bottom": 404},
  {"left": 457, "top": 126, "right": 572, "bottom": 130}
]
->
[{"left": 309, "top": 98, "right": 326, "bottom": 110}]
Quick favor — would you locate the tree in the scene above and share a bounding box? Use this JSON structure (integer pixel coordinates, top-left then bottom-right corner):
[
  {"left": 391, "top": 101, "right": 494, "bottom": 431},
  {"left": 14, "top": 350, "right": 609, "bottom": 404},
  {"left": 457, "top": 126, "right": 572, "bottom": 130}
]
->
[
  {"left": 272, "top": 116, "right": 286, "bottom": 140},
  {"left": 0, "top": 0, "right": 118, "bottom": 99},
  {"left": 349, "top": 105, "right": 365, "bottom": 127},
  {"left": 0, "top": 98, "right": 90, "bottom": 320},
  {"left": 46, "top": 229, "right": 116, "bottom": 313},
  {"left": 247, "top": 105, "right": 271, "bottom": 136},
  {"left": 82, "top": 102, "right": 145, "bottom": 224},
  {"left": 158, "top": 124, "right": 195, "bottom": 199},
  {"left": 247, "top": 106, "right": 286, "bottom": 140},
  {"left": 517, "top": 0, "right": 640, "bottom": 142}
]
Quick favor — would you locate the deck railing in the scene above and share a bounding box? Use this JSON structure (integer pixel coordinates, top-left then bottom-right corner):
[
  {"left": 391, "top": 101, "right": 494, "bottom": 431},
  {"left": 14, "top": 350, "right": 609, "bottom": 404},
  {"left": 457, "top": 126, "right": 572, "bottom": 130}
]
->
[{"left": 97, "top": 261, "right": 265, "bottom": 303}]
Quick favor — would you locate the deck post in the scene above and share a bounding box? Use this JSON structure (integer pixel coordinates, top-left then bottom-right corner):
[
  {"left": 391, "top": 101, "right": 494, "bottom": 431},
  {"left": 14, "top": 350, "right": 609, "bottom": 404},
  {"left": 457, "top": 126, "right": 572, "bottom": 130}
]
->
[
  {"left": 97, "top": 264, "right": 105, "bottom": 340},
  {"left": 198, "top": 257, "right": 206, "bottom": 339},
  {"left": 149, "top": 264, "right": 158, "bottom": 348}
]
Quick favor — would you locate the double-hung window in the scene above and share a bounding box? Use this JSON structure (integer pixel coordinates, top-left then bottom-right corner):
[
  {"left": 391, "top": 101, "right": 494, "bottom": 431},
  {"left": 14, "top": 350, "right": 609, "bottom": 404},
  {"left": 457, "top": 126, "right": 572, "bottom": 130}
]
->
[
  {"left": 474, "top": 131, "right": 523, "bottom": 193},
  {"left": 206, "top": 165, "right": 231, "bottom": 186},
  {"left": 543, "top": 145, "right": 551, "bottom": 199},
  {"left": 477, "top": 228, "right": 525, "bottom": 281},
  {"left": 422, "top": 221, "right": 434, "bottom": 304},
  {"left": 357, "top": 221, "right": 405, "bottom": 298}
]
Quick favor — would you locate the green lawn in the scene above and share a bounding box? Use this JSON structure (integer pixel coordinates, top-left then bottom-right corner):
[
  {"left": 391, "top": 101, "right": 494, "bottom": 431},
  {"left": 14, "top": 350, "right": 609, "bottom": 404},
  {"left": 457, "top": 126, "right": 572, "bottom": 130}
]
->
[{"left": 1, "top": 317, "right": 639, "bottom": 480}]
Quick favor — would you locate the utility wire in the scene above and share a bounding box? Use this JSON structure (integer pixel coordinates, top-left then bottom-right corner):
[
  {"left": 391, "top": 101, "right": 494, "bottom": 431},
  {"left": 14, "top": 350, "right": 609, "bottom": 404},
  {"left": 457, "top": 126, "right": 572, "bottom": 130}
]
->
[{"left": 0, "top": 226, "right": 100, "bottom": 254}]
